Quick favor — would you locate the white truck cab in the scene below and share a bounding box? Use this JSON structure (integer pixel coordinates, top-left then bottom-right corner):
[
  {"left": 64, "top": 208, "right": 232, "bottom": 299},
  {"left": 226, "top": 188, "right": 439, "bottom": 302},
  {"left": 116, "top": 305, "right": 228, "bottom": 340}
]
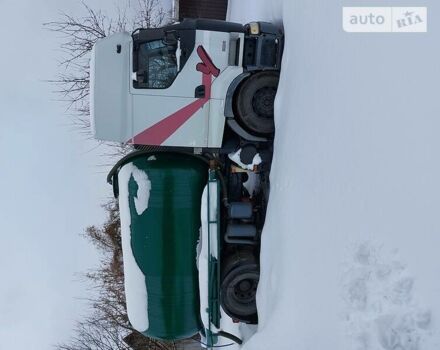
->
[{"left": 91, "top": 19, "right": 283, "bottom": 149}]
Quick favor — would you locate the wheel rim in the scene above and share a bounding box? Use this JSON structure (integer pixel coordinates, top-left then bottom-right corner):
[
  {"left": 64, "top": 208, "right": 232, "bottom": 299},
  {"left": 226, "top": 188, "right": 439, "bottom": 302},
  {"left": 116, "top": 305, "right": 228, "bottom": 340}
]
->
[
  {"left": 251, "top": 87, "right": 276, "bottom": 119},
  {"left": 223, "top": 271, "right": 259, "bottom": 317},
  {"left": 233, "top": 277, "right": 258, "bottom": 304}
]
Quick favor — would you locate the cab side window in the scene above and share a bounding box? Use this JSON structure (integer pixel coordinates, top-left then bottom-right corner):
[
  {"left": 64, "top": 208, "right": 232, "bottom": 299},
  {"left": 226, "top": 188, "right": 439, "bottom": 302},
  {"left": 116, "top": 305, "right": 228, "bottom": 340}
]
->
[{"left": 133, "top": 40, "right": 177, "bottom": 89}]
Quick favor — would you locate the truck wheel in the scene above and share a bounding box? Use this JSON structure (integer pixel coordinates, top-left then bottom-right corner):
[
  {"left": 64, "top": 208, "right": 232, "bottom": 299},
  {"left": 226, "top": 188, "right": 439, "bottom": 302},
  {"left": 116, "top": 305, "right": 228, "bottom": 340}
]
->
[
  {"left": 235, "top": 72, "right": 279, "bottom": 135},
  {"left": 221, "top": 252, "right": 259, "bottom": 324}
]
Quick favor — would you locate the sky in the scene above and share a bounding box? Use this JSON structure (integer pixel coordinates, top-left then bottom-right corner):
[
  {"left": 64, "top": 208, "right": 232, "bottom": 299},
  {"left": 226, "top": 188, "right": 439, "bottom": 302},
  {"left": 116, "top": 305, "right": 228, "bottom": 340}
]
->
[{"left": 0, "top": 0, "right": 172, "bottom": 348}]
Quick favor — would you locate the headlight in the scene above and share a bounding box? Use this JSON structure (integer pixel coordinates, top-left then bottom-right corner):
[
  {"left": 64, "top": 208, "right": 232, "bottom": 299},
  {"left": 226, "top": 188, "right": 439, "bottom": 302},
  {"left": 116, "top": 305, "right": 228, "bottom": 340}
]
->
[{"left": 248, "top": 22, "right": 260, "bottom": 35}]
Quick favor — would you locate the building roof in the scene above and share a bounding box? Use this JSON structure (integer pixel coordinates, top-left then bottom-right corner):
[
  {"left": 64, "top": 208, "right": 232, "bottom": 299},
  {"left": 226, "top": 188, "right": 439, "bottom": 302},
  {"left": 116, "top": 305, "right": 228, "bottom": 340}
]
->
[{"left": 178, "top": 0, "right": 228, "bottom": 21}]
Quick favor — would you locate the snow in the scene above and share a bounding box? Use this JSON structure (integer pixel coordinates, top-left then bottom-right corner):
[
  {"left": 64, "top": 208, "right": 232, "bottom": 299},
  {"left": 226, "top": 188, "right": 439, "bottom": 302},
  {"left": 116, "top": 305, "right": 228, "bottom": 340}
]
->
[
  {"left": 341, "top": 242, "right": 433, "bottom": 350},
  {"left": 228, "top": 1, "right": 440, "bottom": 349},
  {"left": 130, "top": 167, "right": 151, "bottom": 215},
  {"left": 118, "top": 163, "right": 149, "bottom": 333},
  {"left": 228, "top": 149, "right": 262, "bottom": 170}
]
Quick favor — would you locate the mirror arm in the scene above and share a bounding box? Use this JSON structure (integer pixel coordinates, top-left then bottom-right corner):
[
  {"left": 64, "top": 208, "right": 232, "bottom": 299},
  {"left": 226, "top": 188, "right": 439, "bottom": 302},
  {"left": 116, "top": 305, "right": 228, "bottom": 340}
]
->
[{"left": 176, "top": 38, "right": 182, "bottom": 72}]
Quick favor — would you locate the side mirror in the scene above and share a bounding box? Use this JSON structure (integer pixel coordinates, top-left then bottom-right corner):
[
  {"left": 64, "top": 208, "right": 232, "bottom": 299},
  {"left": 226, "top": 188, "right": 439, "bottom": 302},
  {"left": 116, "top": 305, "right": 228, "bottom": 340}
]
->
[
  {"left": 162, "top": 30, "right": 178, "bottom": 46},
  {"left": 176, "top": 38, "right": 181, "bottom": 72}
]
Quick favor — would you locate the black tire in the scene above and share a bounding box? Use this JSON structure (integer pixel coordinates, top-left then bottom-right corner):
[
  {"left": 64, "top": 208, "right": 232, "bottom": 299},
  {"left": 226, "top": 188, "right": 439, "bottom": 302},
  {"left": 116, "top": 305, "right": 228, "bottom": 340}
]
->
[
  {"left": 220, "top": 251, "right": 259, "bottom": 324},
  {"left": 235, "top": 71, "right": 279, "bottom": 135}
]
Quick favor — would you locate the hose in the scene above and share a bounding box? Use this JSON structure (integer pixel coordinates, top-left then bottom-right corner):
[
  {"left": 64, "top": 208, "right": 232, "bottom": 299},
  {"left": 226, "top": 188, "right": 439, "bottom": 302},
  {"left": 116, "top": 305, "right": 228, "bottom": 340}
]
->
[
  {"left": 107, "top": 149, "right": 230, "bottom": 207},
  {"left": 216, "top": 170, "right": 230, "bottom": 208},
  {"left": 106, "top": 149, "right": 210, "bottom": 185},
  {"left": 190, "top": 330, "right": 243, "bottom": 348},
  {"left": 216, "top": 331, "right": 243, "bottom": 345}
]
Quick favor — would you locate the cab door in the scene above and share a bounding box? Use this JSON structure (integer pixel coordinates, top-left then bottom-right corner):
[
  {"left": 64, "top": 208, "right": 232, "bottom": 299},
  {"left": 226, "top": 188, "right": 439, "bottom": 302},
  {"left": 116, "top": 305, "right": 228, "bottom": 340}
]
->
[{"left": 129, "top": 33, "right": 210, "bottom": 147}]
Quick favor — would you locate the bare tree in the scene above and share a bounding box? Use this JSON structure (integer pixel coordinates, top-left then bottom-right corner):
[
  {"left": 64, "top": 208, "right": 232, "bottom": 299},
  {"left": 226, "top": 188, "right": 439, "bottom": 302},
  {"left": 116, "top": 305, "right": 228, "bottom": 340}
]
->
[
  {"left": 56, "top": 199, "right": 177, "bottom": 350},
  {"left": 56, "top": 317, "right": 175, "bottom": 350},
  {"left": 45, "top": 0, "right": 170, "bottom": 133},
  {"left": 57, "top": 318, "right": 130, "bottom": 350},
  {"left": 47, "top": 3, "right": 177, "bottom": 348},
  {"left": 132, "top": 0, "right": 169, "bottom": 29}
]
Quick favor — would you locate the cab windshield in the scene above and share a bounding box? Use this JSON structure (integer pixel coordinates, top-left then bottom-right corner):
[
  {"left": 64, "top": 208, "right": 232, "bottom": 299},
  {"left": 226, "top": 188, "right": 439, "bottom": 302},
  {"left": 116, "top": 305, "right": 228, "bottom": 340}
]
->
[{"left": 133, "top": 40, "right": 177, "bottom": 89}]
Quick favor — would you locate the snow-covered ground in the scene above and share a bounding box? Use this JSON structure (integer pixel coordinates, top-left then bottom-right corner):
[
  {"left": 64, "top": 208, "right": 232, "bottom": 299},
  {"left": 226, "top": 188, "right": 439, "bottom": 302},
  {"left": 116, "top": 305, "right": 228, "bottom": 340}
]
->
[{"left": 228, "top": 0, "right": 440, "bottom": 349}]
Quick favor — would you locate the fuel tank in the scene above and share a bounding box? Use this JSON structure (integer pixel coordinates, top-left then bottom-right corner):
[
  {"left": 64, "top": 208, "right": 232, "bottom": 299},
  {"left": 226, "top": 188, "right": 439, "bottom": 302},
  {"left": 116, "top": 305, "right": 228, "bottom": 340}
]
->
[{"left": 115, "top": 152, "right": 208, "bottom": 341}]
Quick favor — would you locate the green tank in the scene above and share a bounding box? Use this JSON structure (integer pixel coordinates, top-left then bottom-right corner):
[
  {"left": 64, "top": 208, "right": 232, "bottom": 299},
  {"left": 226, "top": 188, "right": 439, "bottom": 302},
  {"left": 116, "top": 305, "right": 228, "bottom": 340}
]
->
[{"left": 114, "top": 152, "right": 208, "bottom": 341}]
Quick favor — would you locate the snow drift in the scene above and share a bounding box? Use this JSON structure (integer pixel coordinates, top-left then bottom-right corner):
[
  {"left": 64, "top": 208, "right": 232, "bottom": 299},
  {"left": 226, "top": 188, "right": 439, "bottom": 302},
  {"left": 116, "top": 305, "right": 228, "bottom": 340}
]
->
[
  {"left": 228, "top": 0, "right": 440, "bottom": 349},
  {"left": 118, "top": 164, "right": 150, "bottom": 332}
]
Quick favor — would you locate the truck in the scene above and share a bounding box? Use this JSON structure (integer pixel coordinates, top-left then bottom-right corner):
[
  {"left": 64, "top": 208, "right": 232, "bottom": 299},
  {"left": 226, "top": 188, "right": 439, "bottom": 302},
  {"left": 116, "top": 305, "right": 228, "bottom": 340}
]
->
[{"left": 91, "top": 18, "right": 283, "bottom": 346}]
